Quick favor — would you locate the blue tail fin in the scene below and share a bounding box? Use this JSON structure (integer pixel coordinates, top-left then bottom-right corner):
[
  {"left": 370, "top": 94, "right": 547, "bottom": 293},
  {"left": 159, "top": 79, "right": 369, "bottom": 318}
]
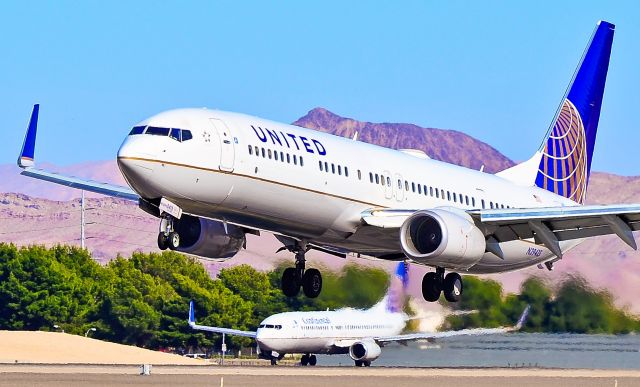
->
[
  {"left": 535, "top": 21, "right": 614, "bottom": 204},
  {"left": 385, "top": 262, "right": 409, "bottom": 313},
  {"left": 188, "top": 300, "right": 196, "bottom": 325}
]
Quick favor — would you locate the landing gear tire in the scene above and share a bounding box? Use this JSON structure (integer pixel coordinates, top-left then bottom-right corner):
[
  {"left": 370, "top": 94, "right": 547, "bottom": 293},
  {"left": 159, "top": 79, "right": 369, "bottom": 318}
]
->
[
  {"left": 281, "top": 267, "right": 300, "bottom": 297},
  {"left": 157, "top": 233, "right": 169, "bottom": 250},
  {"left": 301, "top": 354, "right": 309, "bottom": 366},
  {"left": 443, "top": 272, "right": 463, "bottom": 302},
  {"left": 355, "top": 360, "right": 363, "bottom": 367},
  {"left": 270, "top": 358, "right": 277, "bottom": 366},
  {"left": 363, "top": 361, "right": 371, "bottom": 367},
  {"left": 167, "top": 231, "right": 180, "bottom": 250},
  {"left": 422, "top": 272, "right": 442, "bottom": 302},
  {"left": 309, "top": 354, "right": 317, "bottom": 366},
  {"left": 302, "top": 268, "right": 322, "bottom": 298}
]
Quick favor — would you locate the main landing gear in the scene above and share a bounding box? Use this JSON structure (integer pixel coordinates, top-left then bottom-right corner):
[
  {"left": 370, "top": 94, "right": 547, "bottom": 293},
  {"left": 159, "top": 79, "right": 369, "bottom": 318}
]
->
[
  {"left": 300, "top": 354, "right": 317, "bottom": 366},
  {"left": 354, "top": 360, "right": 371, "bottom": 367},
  {"left": 157, "top": 215, "right": 180, "bottom": 251},
  {"left": 280, "top": 242, "right": 322, "bottom": 298},
  {"left": 422, "top": 267, "right": 463, "bottom": 302}
]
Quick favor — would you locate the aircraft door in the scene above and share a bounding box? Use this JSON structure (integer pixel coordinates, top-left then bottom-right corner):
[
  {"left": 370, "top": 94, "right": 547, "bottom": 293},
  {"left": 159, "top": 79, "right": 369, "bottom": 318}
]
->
[
  {"left": 394, "top": 173, "right": 404, "bottom": 202},
  {"left": 209, "top": 118, "right": 235, "bottom": 172},
  {"left": 383, "top": 170, "right": 393, "bottom": 199}
]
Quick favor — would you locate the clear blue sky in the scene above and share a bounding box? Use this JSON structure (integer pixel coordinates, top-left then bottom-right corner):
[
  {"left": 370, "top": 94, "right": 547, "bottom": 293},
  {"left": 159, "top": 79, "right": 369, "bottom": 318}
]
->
[{"left": 2, "top": 1, "right": 639, "bottom": 175}]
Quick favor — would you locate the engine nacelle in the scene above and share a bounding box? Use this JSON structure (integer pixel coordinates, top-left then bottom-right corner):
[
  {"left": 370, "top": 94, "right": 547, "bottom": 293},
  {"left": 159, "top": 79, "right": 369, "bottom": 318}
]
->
[
  {"left": 174, "top": 214, "right": 245, "bottom": 259},
  {"left": 400, "top": 208, "right": 486, "bottom": 270},
  {"left": 349, "top": 339, "right": 381, "bottom": 362}
]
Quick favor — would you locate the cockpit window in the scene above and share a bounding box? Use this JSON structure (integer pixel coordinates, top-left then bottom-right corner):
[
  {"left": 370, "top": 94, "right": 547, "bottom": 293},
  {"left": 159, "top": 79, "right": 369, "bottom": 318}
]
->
[
  {"left": 133, "top": 125, "right": 193, "bottom": 142},
  {"left": 146, "top": 126, "right": 170, "bottom": 136},
  {"left": 258, "top": 324, "right": 265, "bottom": 328},
  {"left": 170, "top": 128, "right": 181, "bottom": 141},
  {"left": 275, "top": 325, "right": 282, "bottom": 330},
  {"left": 265, "top": 324, "right": 274, "bottom": 329},
  {"left": 129, "top": 126, "right": 146, "bottom": 135}
]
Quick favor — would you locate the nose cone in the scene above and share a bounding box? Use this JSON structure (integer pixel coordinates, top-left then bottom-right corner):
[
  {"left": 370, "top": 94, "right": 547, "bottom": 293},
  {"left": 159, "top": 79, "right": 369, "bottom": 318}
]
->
[{"left": 117, "top": 137, "right": 158, "bottom": 198}]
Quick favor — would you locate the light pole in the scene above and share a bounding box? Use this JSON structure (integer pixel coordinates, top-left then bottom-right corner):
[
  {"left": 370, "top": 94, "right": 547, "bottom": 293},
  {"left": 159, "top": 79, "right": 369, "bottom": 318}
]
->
[
  {"left": 53, "top": 324, "right": 64, "bottom": 333},
  {"left": 85, "top": 327, "right": 97, "bottom": 337}
]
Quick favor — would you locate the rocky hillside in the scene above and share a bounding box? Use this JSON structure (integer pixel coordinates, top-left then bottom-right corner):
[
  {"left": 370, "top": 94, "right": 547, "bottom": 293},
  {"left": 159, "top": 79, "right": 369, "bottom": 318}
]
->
[{"left": 294, "top": 108, "right": 514, "bottom": 173}]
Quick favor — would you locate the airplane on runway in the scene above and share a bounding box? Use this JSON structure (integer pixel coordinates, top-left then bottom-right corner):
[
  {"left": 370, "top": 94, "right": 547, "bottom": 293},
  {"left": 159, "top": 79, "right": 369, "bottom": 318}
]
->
[
  {"left": 16, "top": 20, "right": 640, "bottom": 303},
  {"left": 188, "top": 263, "right": 530, "bottom": 366}
]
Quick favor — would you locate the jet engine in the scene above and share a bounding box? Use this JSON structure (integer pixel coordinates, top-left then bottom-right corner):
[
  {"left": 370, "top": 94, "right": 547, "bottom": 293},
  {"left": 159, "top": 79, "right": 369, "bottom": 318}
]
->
[
  {"left": 174, "top": 214, "right": 246, "bottom": 259},
  {"left": 349, "top": 339, "right": 382, "bottom": 362},
  {"left": 399, "top": 208, "right": 486, "bottom": 269}
]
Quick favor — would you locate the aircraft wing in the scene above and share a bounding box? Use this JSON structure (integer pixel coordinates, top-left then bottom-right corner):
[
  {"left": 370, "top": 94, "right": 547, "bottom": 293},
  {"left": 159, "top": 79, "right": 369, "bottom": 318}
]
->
[
  {"left": 361, "top": 203, "right": 640, "bottom": 258},
  {"left": 187, "top": 301, "right": 257, "bottom": 338},
  {"left": 376, "top": 305, "right": 530, "bottom": 344},
  {"left": 16, "top": 105, "right": 139, "bottom": 202}
]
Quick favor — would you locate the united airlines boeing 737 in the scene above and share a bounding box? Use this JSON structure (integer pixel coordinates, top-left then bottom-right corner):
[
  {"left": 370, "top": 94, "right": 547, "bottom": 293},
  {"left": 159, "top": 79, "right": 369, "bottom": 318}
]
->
[
  {"left": 17, "top": 21, "right": 640, "bottom": 302},
  {"left": 188, "top": 263, "right": 530, "bottom": 366}
]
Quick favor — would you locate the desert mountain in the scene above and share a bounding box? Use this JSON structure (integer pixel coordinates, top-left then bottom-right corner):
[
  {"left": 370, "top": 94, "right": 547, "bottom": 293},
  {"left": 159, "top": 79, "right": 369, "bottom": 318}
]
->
[{"left": 294, "top": 108, "right": 514, "bottom": 173}]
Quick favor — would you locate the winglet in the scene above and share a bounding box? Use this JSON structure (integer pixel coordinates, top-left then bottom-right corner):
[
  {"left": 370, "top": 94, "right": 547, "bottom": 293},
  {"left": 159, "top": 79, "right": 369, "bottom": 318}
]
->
[
  {"left": 514, "top": 304, "right": 531, "bottom": 331},
  {"left": 18, "top": 104, "right": 39, "bottom": 168},
  {"left": 188, "top": 300, "right": 196, "bottom": 326}
]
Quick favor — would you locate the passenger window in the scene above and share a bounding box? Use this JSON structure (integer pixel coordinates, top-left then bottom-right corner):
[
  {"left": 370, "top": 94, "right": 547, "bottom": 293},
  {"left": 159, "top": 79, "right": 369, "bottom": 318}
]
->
[
  {"left": 380, "top": 175, "right": 384, "bottom": 186},
  {"left": 324, "top": 161, "right": 328, "bottom": 171},
  {"left": 293, "top": 155, "right": 298, "bottom": 165},
  {"left": 418, "top": 185, "right": 422, "bottom": 195},
  {"left": 319, "top": 161, "right": 323, "bottom": 171},
  {"left": 412, "top": 182, "right": 416, "bottom": 193},
  {"left": 430, "top": 187, "right": 433, "bottom": 196},
  {"left": 129, "top": 126, "right": 145, "bottom": 135},
  {"left": 345, "top": 167, "right": 349, "bottom": 177},
  {"left": 300, "top": 156, "right": 304, "bottom": 166},
  {"left": 268, "top": 149, "right": 272, "bottom": 159},
  {"left": 170, "top": 128, "right": 181, "bottom": 141},
  {"left": 465, "top": 196, "right": 469, "bottom": 205},
  {"left": 280, "top": 151, "right": 284, "bottom": 162},
  {"left": 435, "top": 189, "right": 439, "bottom": 198},
  {"left": 248, "top": 145, "right": 253, "bottom": 155},
  {"left": 481, "top": 199, "right": 485, "bottom": 209},
  {"left": 386, "top": 176, "right": 391, "bottom": 187},
  {"left": 472, "top": 197, "right": 476, "bottom": 207},
  {"left": 358, "top": 170, "right": 362, "bottom": 180},
  {"left": 261, "top": 148, "right": 266, "bottom": 158},
  {"left": 331, "top": 164, "right": 336, "bottom": 174},
  {"left": 453, "top": 193, "right": 457, "bottom": 202},
  {"left": 375, "top": 174, "right": 379, "bottom": 184},
  {"left": 398, "top": 180, "right": 402, "bottom": 190},
  {"left": 287, "top": 154, "right": 290, "bottom": 163},
  {"left": 181, "top": 130, "right": 193, "bottom": 141},
  {"left": 405, "top": 181, "right": 409, "bottom": 191},
  {"left": 146, "top": 126, "right": 170, "bottom": 136},
  {"left": 490, "top": 202, "right": 494, "bottom": 209},
  {"left": 338, "top": 165, "right": 342, "bottom": 175},
  {"left": 370, "top": 173, "right": 374, "bottom": 183},
  {"left": 447, "top": 191, "right": 451, "bottom": 201},
  {"left": 275, "top": 151, "right": 279, "bottom": 161}
]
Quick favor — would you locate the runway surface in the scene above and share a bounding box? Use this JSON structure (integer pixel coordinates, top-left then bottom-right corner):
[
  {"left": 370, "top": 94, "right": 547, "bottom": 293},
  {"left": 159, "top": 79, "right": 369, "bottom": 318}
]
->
[{"left": 1, "top": 365, "right": 639, "bottom": 387}]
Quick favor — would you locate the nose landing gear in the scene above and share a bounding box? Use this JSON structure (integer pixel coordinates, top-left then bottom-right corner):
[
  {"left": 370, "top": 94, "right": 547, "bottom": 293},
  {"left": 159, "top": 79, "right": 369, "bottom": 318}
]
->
[
  {"left": 157, "top": 215, "right": 180, "bottom": 251},
  {"left": 421, "top": 267, "right": 463, "bottom": 302}
]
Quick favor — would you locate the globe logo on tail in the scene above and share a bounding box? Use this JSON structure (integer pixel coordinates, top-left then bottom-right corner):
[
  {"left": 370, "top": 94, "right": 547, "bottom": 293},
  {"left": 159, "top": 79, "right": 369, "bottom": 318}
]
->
[{"left": 536, "top": 99, "right": 588, "bottom": 204}]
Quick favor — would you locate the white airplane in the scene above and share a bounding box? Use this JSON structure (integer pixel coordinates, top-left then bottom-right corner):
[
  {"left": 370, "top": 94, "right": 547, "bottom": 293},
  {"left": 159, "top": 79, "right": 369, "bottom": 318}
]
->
[
  {"left": 16, "top": 21, "right": 640, "bottom": 302},
  {"left": 188, "top": 262, "right": 530, "bottom": 366}
]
